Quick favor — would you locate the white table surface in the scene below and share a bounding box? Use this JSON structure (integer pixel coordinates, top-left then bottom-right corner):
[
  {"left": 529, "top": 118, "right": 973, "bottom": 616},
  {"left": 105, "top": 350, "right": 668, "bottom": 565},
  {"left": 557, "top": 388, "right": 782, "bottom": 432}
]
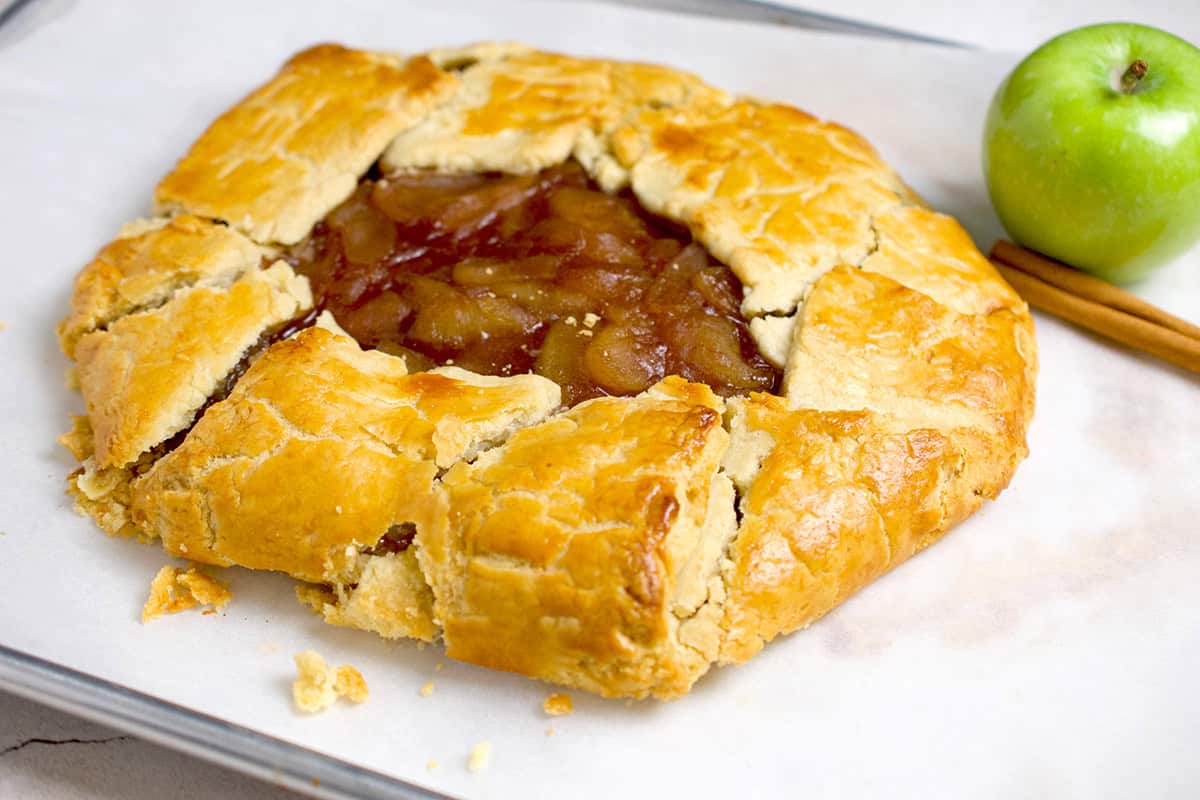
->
[{"left": 3, "top": 1, "right": 1197, "bottom": 799}]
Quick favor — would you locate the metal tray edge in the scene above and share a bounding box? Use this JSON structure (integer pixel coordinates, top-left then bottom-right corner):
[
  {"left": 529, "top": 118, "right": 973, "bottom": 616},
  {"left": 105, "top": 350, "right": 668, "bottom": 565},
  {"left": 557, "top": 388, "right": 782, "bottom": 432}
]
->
[{"left": 0, "top": 643, "right": 448, "bottom": 800}]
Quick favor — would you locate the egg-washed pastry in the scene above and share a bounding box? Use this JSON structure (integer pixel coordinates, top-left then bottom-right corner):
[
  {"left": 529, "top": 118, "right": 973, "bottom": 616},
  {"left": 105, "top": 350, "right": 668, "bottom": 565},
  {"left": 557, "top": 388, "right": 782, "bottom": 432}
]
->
[{"left": 58, "top": 43, "right": 1036, "bottom": 700}]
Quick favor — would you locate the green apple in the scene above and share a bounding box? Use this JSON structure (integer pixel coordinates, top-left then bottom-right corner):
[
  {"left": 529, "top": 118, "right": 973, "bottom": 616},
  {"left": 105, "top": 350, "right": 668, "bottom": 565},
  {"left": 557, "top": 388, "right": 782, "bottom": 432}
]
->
[{"left": 984, "top": 23, "right": 1200, "bottom": 283}]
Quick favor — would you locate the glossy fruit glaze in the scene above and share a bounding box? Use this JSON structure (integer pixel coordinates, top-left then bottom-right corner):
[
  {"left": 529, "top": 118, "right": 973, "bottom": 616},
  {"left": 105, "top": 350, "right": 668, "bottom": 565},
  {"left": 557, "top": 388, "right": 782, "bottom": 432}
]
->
[{"left": 286, "top": 161, "right": 779, "bottom": 406}]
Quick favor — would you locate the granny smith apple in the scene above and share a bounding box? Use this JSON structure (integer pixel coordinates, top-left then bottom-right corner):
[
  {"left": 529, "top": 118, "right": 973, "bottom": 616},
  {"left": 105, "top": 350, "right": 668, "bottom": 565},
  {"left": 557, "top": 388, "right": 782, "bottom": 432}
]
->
[{"left": 984, "top": 23, "right": 1200, "bottom": 283}]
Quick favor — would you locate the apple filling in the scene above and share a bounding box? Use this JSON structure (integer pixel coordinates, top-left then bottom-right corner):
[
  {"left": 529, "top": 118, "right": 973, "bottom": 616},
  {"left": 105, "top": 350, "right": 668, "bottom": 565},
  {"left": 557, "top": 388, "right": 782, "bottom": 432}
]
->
[{"left": 286, "top": 162, "right": 779, "bottom": 406}]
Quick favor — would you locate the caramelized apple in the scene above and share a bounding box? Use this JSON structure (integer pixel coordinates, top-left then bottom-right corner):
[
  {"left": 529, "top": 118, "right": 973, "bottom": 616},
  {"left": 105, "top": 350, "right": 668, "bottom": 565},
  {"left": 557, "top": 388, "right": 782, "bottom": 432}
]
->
[
  {"left": 329, "top": 185, "right": 396, "bottom": 264},
  {"left": 584, "top": 324, "right": 665, "bottom": 396},
  {"left": 287, "top": 161, "right": 780, "bottom": 405},
  {"left": 534, "top": 321, "right": 596, "bottom": 404}
]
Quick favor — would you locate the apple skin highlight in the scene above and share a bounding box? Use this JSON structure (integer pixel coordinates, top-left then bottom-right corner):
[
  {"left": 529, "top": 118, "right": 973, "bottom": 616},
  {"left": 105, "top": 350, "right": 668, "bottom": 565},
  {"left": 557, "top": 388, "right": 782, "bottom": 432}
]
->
[{"left": 983, "top": 22, "right": 1200, "bottom": 284}]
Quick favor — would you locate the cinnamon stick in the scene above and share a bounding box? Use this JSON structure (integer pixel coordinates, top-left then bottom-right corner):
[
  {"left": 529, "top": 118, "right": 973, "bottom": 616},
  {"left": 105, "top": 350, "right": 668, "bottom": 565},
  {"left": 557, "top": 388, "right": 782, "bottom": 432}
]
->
[
  {"left": 989, "top": 243, "right": 1200, "bottom": 374},
  {"left": 991, "top": 240, "right": 1200, "bottom": 340}
]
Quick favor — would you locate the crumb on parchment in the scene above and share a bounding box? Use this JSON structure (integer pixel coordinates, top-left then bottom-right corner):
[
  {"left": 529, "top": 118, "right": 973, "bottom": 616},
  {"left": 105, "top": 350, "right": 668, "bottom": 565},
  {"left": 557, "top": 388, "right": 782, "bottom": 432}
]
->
[
  {"left": 543, "top": 692, "right": 573, "bottom": 716},
  {"left": 142, "top": 565, "right": 231, "bottom": 623},
  {"left": 426, "top": 759, "right": 439, "bottom": 771},
  {"left": 292, "top": 651, "right": 368, "bottom": 713},
  {"left": 419, "top": 680, "right": 435, "bottom": 697},
  {"left": 467, "top": 741, "right": 492, "bottom": 773}
]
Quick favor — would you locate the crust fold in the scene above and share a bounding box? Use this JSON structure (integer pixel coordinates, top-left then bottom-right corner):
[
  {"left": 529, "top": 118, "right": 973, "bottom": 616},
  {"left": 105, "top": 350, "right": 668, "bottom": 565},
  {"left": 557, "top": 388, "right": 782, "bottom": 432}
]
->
[
  {"left": 75, "top": 262, "right": 312, "bottom": 468},
  {"left": 129, "top": 327, "right": 561, "bottom": 587},
  {"left": 783, "top": 265, "right": 1036, "bottom": 447},
  {"left": 614, "top": 100, "right": 911, "bottom": 317},
  {"left": 381, "top": 45, "right": 727, "bottom": 192},
  {"left": 154, "top": 45, "right": 459, "bottom": 244},
  {"left": 58, "top": 215, "right": 266, "bottom": 359},
  {"left": 420, "top": 377, "right": 733, "bottom": 699}
]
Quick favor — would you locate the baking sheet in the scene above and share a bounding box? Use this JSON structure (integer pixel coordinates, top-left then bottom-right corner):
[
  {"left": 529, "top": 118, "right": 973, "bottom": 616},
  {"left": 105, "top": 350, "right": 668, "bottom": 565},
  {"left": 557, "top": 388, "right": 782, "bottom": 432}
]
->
[
  {"left": 752, "top": 0, "right": 1200, "bottom": 52},
  {"left": 1, "top": 1, "right": 1198, "bottom": 798}
]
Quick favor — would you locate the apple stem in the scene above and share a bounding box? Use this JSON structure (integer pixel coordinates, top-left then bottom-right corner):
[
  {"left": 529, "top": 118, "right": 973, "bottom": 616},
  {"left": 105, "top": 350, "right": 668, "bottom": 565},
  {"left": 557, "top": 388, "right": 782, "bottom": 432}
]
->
[{"left": 1120, "top": 59, "right": 1148, "bottom": 93}]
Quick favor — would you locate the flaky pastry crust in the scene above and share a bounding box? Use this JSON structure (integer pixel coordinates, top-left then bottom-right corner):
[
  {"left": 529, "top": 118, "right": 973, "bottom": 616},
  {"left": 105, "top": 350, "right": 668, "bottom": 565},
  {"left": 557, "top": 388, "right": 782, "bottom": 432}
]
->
[
  {"left": 59, "top": 42, "right": 1037, "bottom": 700},
  {"left": 614, "top": 99, "right": 913, "bottom": 317},
  {"left": 57, "top": 215, "right": 267, "bottom": 359},
  {"left": 131, "top": 326, "right": 560, "bottom": 584},
  {"left": 718, "top": 394, "right": 1016, "bottom": 662},
  {"left": 77, "top": 261, "right": 311, "bottom": 468},
  {"left": 422, "top": 377, "right": 734, "bottom": 699},
  {"left": 155, "top": 45, "right": 459, "bottom": 245}
]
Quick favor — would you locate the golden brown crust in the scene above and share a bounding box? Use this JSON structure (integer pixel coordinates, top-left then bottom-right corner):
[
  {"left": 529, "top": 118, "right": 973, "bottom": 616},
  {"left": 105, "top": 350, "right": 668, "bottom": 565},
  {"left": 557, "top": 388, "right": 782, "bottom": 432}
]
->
[
  {"left": 717, "top": 394, "right": 1011, "bottom": 662},
  {"left": 60, "top": 42, "right": 1039, "bottom": 701},
  {"left": 614, "top": 100, "right": 909, "bottom": 316},
  {"left": 129, "top": 326, "right": 560, "bottom": 584},
  {"left": 155, "top": 45, "right": 459, "bottom": 245},
  {"left": 861, "top": 206, "right": 1024, "bottom": 316},
  {"left": 420, "top": 377, "right": 734, "bottom": 699},
  {"left": 57, "top": 215, "right": 265, "bottom": 359},
  {"left": 382, "top": 45, "right": 726, "bottom": 192},
  {"left": 783, "top": 265, "right": 1036, "bottom": 447},
  {"left": 75, "top": 262, "right": 311, "bottom": 468}
]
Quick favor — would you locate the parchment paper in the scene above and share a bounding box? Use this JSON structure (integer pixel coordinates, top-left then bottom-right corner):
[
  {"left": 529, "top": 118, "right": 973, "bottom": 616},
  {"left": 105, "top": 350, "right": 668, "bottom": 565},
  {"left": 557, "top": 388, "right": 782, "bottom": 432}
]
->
[{"left": 0, "top": 2, "right": 1196, "bottom": 798}]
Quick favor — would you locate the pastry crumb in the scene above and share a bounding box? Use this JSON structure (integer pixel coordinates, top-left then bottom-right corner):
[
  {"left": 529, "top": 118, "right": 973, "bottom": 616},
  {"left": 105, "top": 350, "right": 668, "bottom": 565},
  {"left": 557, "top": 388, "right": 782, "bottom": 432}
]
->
[
  {"left": 177, "top": 569, "right": 230, "bottom": 605},
  {"left": 467, "top": 741, "right": 492, "bottom": 773},
  {"left": 142, "top": 565, "right": 231, "bottom": 623},
  {"left": 58, "top": 416, "right": 93, "bottom": 461},
  {"left": 582, "top": 312, "right": 600, "bottom": 328},
  {"left": 545, "top": 727, "right": 555, "bottom": 737},
  {"left": 543, "top": 692, "right": 573, "bottom": 716},
  {"left": 426, "top": 758, "right": 439, "bottom": 771},
  {"left": 0, "top": 320, "right": 7, "bottom": 331},
  {"left": 334, "top": 664, "right": 369, "bottom": 703},
  {"left": 419, "top": 680, "right": 436, "bottom": 697},
  {"left": 435, "top": 662, "right": 444, "bottom": 671},
  {"left": 291, "top": 651, "right": 368, "bottom": 712}
]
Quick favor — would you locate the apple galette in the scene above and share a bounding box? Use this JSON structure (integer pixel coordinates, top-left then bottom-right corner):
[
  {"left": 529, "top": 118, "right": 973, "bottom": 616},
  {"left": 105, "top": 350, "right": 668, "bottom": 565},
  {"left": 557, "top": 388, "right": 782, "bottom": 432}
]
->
[{"left": 58, "top": 43, "right": 1036, "bottom": 699}]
